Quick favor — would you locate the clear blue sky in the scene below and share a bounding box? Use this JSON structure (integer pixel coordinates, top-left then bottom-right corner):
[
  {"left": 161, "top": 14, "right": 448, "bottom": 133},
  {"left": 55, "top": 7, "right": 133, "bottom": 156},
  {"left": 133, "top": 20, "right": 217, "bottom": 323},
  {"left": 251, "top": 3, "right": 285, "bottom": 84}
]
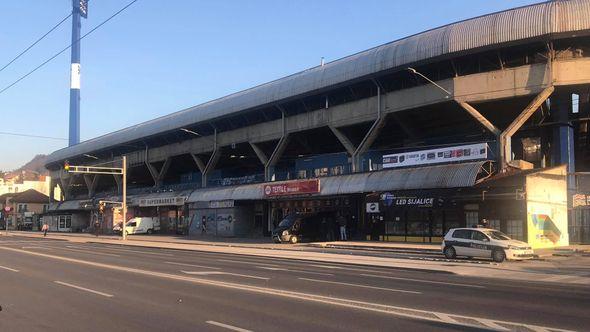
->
[{"left": 0, "top": 0, "right": 543, "bottom": 171}]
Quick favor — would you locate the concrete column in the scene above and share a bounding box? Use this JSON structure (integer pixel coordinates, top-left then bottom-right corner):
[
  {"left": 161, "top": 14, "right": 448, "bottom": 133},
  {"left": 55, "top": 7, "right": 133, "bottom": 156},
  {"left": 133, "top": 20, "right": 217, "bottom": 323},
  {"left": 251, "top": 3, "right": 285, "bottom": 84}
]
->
[
  {"left": 265, "top": 135, "right": 289, "bottom": 181},
  {"left": 146, "top": 158, "right": 171, "bottom": 187},
  {"left": 202, "top": 149, "right": 221, "bottom": 187},
  {"left": 551, "top": 93, "right": 575, "bottom": 174},
  {"left": 83, "top": 174, "right": 99, "bottom": 198},
  {"left": 113, "top": 174, "right": 122, "bottom": 195}
]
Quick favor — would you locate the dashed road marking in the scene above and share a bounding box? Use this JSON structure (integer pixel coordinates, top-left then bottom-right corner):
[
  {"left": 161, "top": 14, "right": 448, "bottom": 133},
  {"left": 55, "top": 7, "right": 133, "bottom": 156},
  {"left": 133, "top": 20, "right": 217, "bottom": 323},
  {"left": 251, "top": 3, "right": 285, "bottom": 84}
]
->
[
  {"left": 206, "top": 320, "right": 252, "bottom": 332},
  {"left": 0, "top": 265, "right": 19, "bottom": 272},
  {"left": 217, "top": 259, "right": 280, "bottom": 267},
  {"left": 298, "top": 277, "right": 421, "bottom": 294},
  {"left": 54, "top": 281, "right": 113, "bottom": 298},
  {"left": 360, "top": 273, "right": 486, "bottom": 289},
  {"left": 165, "top": 261, "right": 221, "bottom": 270},
  {"left": 181, "top": 270, "right": 270, "bottom": 280},
  {"left": 257, "top": 266, "right": 334, "bottom": 276}
]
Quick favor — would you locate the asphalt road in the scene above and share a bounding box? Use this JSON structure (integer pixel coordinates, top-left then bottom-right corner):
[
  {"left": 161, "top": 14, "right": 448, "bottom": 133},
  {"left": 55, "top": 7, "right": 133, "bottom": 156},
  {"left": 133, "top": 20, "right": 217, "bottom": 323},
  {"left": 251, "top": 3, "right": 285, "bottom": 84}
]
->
[{"left": 0, "top": 236, "right": 588, "bottom": 332}]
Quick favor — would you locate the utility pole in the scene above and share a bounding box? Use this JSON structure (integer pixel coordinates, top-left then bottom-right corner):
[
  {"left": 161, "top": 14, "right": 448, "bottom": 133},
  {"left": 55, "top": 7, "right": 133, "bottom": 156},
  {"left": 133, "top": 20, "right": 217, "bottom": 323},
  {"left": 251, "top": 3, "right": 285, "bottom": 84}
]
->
[{"left": 69, "top": 0, "right": 88, "bottom": 147}]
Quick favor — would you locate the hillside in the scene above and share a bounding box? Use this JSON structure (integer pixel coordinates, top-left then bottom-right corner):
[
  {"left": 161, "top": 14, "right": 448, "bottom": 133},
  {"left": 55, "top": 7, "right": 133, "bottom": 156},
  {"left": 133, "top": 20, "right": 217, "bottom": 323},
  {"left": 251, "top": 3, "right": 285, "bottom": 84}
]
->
[{"left": 9, "top": 154, "right": 49, "bottom": 176}]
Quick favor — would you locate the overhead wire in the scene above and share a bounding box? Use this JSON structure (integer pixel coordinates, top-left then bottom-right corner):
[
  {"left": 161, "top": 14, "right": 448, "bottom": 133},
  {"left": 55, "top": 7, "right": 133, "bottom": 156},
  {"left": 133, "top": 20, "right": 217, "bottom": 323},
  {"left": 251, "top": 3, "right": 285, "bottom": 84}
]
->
[
  {"left": 0, "top": 131, "right": 67, "bottom": 141},
  {"left": 0, "top": 13, "right": 73, "bottom": 74},
  {"left": 0, "top": 0, "right": 139, "bottom": 96}
]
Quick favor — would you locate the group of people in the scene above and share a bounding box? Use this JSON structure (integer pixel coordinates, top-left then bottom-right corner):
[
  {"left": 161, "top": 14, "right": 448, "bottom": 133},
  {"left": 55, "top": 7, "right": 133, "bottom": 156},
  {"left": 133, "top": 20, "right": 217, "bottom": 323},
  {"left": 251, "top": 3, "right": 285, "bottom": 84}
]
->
[{"left": 320, "top": 213, "right": 349, "bottom": 241}]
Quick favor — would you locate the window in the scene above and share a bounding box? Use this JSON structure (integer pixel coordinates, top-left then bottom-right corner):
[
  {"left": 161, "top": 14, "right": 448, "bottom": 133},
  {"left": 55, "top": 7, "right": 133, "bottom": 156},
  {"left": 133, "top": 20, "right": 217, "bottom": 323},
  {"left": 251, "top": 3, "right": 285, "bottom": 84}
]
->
[
  {"left": 297, "top": 170, "right": 307, "bottom": 179},
  {"left": 43, "top": 205, "right": 48, "bottom": 213},
  {"left": 472, "top": 231, "right": 488, "bottom": 241},
  {"left": 452, "top": 229, "right": 472, "bottom": 239},
  {"left": 465, "top": 211, "right": 479, "bottom": 227},
  {"left": 506, "top": 220, "right": 524, "bottom": 241}
]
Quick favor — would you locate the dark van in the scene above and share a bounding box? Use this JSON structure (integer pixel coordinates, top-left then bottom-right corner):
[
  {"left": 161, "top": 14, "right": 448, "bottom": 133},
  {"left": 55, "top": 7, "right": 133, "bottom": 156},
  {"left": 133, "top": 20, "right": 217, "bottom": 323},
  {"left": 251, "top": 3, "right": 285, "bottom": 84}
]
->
[{"left": 272, "top": 213, "right": 321, "bottom": 244}]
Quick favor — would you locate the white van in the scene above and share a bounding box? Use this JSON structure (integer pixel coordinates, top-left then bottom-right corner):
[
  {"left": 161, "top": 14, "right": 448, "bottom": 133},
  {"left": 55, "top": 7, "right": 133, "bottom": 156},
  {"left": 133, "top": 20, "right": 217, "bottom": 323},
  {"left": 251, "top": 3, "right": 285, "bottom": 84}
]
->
[{"left": 123, "top": 217, "right": 160, "bottom": 235}]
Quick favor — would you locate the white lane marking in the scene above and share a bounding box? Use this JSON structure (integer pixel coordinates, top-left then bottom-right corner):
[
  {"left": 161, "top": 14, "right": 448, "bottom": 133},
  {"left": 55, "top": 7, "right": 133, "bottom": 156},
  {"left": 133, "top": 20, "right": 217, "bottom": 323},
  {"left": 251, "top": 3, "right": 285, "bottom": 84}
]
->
[
  {"left": 479, "top": 319, "right": 510, "bottom": 331},
  {"left": 257, "top": 266, "right": 334, "bottom": 276},
  {"left": 217, "top": 259, "right": 280, "bottom": 267},
  {"left": 360, "top": 273, "right": 486, "bottom": 289},
  {"left": 298, "top": 277, "right": 421, "bottom": 294},
  {"left": 54, "top": 281, "right": 113, "bottom": 298},
  {"left": 2, "top": 246, "right": 574, "bottom": 332},
  {"left": 83, "top": 245, "right": 173, "bottom": 257},
  {"left": 165, "top": 261, "right": 221, "bottom": 270},
  {"left": 21, "top": 246, "right": 45, "bottom": 249},
  {"left": 206, "top": 320, "right": 252, "bottom": 332},
  {"left": 181, "top": 270, "right": 270, "bottom": 281},
  {"left": 434, "top": 313, "right": 457, "bottom": 324},
  {"left": 0, "top": 265, "right": 19, "bottom": 272},
  {"left": 57, "top": 246, "right": 121, "bottom": 257}
]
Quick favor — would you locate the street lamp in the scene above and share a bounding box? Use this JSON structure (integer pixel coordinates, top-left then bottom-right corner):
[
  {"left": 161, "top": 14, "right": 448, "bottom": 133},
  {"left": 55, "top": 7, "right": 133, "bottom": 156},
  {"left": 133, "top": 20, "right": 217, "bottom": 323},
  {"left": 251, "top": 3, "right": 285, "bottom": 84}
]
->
[
  {"left": 407, "top": 67, "right": 452, "bottom": 97},
  {"left": 180, "top": 128, "right": 201, "bottom": 136},
  {"left": 83, "top": 154, "right": 99, "bottom": 160}
]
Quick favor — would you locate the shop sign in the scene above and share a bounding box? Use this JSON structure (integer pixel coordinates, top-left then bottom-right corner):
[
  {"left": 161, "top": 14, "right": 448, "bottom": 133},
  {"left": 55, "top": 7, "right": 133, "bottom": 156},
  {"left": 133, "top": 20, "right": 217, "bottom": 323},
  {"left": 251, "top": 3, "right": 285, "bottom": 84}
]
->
[
  {"left": 573, "top": 194, "right": 590, "bottom": 208},
  {"left": 382, "top": 143, "right": 488, "bottom": 169},
  {"left": 366, "top": 202, "right": 380, "bottom": 213},
  {"left": 380, "top": 192, "right": 441, "bottom": 208},
  {"left": 139, "top": 196, "right": 186, "bottom": 207},
  {"left": 263, "top": 179, "right": 320, "bottom": 197},
  {"left": 209, "top": 200, "right": 234, "bottom": 209}
]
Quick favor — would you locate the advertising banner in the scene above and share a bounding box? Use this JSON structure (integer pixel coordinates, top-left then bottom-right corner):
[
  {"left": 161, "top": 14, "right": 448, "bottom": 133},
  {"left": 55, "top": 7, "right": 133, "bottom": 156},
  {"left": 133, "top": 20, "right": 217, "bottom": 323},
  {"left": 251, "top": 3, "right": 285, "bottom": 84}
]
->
[
  {"left": 379, "top": 192, "right": 444, "bottom": 209},
  {"left": 263, "top": 179, "right": 320, "bottom": 197},
  {"left": 382, "top": 143, "right": 488, "bottom": 169},
  {"left": 526, "top": 166, "right": 569, "bottom": 248}
]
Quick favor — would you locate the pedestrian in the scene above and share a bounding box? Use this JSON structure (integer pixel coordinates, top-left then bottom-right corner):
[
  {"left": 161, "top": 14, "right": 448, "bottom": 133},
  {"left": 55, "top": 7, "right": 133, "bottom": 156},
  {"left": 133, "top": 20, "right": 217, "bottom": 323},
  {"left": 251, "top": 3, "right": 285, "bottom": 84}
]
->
[
  {"left": 94, "top": 221, "right": 100, "bottom": 237},
  {"left": 41, "top": 223, "right": 49, "bottom": 237},
  {"left": 337, "top": 214, "right": 347, "bottom": 241},
  {"left": 201, "top": 216, "right": 207, "bottom": 235},
  {"left": 479, "top": 218, "right": 488, "bottom": 228}
]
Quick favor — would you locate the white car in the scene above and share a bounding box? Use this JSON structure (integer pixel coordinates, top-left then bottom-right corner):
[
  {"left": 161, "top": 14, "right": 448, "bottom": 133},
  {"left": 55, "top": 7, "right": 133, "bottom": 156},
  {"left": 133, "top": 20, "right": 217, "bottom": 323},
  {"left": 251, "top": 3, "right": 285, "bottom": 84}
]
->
[
  {"left": 122, "top": 217, "right": 161, "bottom": 235},
  {"left": 442, "top": 228, "right": 534, "bottom": 262}
]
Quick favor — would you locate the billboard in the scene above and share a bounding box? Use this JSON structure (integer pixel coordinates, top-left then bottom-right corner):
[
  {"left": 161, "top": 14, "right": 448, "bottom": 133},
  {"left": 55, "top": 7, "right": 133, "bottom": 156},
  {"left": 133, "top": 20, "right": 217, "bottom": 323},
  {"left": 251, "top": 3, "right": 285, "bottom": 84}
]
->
[
  {"left": 382, "top": 143, "right": 488, "bottom": 169},
  {"left": 525, "top": 166, "right": 569, "bottom": 248},
  {"left": 263, "top": 179, "right": 320, "bottom": 197}
]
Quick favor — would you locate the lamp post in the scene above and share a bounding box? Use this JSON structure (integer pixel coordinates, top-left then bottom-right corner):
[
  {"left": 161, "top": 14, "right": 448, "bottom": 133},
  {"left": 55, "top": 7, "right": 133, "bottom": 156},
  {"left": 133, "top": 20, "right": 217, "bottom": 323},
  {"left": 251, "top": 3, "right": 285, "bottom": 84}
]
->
[{"left": 407, "top": 67, "right": 452, "bottom": 97}]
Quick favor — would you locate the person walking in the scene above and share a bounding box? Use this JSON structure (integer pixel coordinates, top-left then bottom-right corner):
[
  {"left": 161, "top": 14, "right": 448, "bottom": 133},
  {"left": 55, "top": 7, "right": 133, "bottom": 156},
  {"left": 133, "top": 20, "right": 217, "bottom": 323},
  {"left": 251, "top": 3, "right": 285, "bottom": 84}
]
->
[
  {"left": 41, "top": 223, "right": 49, "bottom": 237},
  {"left": 201, "top": 216, "right": 207, "bottom": 235},
  {"left": 337, "top": 214, "right": 347, "bottom": 241}
]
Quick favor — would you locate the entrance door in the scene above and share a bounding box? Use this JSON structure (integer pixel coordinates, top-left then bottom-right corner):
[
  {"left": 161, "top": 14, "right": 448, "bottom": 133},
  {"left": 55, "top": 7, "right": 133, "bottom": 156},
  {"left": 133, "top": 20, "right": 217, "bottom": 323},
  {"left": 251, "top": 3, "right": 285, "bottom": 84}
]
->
[{"left": 58, "top": 215, "right": 72, "bottom": 232}]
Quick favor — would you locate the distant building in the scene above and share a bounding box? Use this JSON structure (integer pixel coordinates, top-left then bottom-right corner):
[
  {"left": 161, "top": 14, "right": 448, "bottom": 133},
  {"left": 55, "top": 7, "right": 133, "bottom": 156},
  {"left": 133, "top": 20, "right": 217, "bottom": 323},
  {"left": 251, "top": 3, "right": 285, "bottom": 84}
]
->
[
  {"left": 0, "top": 171, "right": 60, "bottom": 200},
  {"left": 0, "top": 189, "right": 50, "bottom": 231}
]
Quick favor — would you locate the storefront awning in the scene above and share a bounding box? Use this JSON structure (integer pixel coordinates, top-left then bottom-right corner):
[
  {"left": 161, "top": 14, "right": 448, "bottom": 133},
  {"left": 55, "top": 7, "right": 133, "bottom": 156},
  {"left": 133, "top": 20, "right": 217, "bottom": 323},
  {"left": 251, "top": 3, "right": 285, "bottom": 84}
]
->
[{"left": 187, "top": 161, "right": 490, "bottom": 203}]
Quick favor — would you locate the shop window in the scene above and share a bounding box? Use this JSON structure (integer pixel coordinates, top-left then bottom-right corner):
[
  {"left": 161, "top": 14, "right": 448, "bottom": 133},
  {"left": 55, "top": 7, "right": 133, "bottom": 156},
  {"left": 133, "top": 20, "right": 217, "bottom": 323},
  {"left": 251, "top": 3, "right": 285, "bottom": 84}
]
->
[
  {"left": 506, "top": 219, "right": 524, "bottom": 241},
  {"left": 487, "top": 219, "right": 501, "bottom": 231},
  {"left": 313, "top": 167, "right": 329, "bottom": 177},
  {"left": 297, "top": 170, "right": 307, "bottom": 179},
  {"left": 444, "top": 210, "right": 461, "bottom": 234},
  {"left": 18, "top": 204, "right": 28, "bottom": 213},
  {"left": 465, "top": 211, "right": 479, "bottom": 228},
  {"left": 432, "top": 212, "right": 444, "bottom": 236},
  {"left": 572, "top": 93, "right": 579, "bottom": 114}
]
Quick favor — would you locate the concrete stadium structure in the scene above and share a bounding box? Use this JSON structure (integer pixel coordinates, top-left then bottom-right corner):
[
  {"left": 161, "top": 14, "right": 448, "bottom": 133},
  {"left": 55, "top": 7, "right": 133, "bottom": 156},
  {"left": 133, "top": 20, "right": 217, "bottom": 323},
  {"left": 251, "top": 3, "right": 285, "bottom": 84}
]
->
[{"left": 45, "top": 0, "right": 590, "bottom": 245}]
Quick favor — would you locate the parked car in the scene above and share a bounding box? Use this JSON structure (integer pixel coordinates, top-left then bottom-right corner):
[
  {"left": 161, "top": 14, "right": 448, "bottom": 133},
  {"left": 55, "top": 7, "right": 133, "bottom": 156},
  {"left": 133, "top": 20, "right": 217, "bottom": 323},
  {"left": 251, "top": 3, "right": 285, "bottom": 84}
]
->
[
  {"left": 442, "top": 227, "right": 534, "bottom": 262},
  {"left": 120, "top": 217, "right": 161, "bottom": 235},
  {"left": 272, "top": 213, "right": 321, "bottom": 244}
]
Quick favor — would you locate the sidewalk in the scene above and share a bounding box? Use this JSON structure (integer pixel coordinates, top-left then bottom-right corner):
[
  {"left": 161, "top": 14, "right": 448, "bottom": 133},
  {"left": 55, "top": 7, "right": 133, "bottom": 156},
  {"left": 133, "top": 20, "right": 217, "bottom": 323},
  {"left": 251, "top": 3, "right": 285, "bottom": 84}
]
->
[{"left": 5, "top": 231, "right": 590, "bottom": 285}]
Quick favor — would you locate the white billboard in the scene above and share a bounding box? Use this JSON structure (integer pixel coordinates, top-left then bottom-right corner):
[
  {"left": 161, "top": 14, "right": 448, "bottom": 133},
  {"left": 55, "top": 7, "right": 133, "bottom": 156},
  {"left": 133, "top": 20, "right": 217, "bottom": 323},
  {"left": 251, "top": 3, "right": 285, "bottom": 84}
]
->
[{"left": 382, "top": 143, "right": 489, "bottom": 169}]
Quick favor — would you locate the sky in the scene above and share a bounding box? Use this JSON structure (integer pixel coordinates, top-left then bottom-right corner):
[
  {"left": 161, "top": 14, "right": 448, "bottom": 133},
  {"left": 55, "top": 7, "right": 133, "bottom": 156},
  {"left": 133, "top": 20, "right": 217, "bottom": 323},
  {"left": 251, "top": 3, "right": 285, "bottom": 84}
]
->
[{"left": 0, "top": 0, "right": 544, "bottom": 171}]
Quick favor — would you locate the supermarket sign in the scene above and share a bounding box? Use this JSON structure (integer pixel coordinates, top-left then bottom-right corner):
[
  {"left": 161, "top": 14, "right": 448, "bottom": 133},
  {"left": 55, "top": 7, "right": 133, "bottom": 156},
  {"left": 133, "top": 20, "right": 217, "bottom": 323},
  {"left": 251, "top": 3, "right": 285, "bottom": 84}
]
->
[
  {"left": 263, "top": 179, "right": 320, "bottom": 197},
  {"left": 383, "top": 143, "right": 489, "bottom": 169}
]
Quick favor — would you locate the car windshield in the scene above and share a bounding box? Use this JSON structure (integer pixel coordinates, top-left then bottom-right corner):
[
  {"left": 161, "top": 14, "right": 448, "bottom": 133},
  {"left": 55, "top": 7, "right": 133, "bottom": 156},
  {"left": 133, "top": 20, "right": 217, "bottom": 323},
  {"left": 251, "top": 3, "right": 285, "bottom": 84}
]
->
[
  {"left": 278, "top": 214, "right": 298, "bottom": 228},
  {"left": 484, "top": 230, "right": 511, "bottom": 240}
]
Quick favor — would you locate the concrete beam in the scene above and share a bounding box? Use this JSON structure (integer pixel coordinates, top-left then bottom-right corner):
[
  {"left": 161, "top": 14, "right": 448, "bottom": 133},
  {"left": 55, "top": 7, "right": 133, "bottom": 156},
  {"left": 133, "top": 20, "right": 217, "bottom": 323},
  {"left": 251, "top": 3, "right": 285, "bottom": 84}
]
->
[
  {"left": 456, "top": 101, "right": 501, "bottom": 136},
  {"left": 265, "top": 135, "right": 290, "bottom": 181},
  {"left": 329, "top": 125, "right": 356, "bottom": 156},
  {"left": 145, "top": 158, "right": 171, "bottom": 187},
  {"left": 83, "top": 174, "right": 100, "bottom": 198},
  {"left": 190, "top": 153, "right": 206, "bottom": 173},
  {"left": 202, "top": 148, "right": 221, "bottom": 188},
  {"left": 249, "top": 142, "right": 268, "bottom": 166},
  {"left": 113, "top": 174, "right": 122, "bottom": 195},
  {"left": 500, "top": 86, "right": 555, "bottom": 170}
]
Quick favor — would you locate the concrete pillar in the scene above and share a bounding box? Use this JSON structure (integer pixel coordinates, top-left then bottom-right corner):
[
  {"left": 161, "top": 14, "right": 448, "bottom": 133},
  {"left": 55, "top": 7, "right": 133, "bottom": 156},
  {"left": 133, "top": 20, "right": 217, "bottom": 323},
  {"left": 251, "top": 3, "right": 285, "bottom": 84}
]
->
[
  {"left": 83, "top": 174, "right": 99, "bottom": 198},
  {"left": 146, "top": 158, "right": 171, "bottom": 187},
  {"left": 551, "top": 93, "right": 575, "bottom": 174},
  {"left": 265, "top": 135, "right": 289, "bottom": 181}
]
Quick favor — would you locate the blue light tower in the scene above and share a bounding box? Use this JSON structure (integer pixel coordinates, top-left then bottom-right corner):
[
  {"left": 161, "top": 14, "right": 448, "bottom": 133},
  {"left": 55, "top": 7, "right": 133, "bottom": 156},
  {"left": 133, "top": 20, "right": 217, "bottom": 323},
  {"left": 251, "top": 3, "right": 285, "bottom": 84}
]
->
[{"left": 69, "top": 0, "right": 88, "bottom": 147}]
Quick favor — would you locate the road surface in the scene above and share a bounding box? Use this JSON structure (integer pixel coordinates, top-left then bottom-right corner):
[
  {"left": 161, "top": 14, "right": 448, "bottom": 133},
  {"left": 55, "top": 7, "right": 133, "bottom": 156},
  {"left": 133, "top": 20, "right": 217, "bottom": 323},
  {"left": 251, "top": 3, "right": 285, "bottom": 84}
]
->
[{"left": 0, "top": 235, "right": 587, "bottom": 331}]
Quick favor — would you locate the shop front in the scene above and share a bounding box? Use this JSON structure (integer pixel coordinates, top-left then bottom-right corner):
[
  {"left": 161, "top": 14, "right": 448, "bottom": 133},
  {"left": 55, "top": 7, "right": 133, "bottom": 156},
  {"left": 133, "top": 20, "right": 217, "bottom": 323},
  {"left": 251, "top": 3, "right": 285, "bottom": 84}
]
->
[{"left": 131, "top": 194, "right": 190, "bottom": 234}]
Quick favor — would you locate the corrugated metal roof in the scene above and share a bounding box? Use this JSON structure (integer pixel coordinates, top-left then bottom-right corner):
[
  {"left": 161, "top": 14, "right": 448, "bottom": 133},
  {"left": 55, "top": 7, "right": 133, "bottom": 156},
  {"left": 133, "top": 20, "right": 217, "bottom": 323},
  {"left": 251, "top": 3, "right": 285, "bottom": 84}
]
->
[
  {"left": 47, "top": 0, "right": 590, "bottom": 165},
  {"left": 187, "top": 161, "right": 486, "bottom": 202}
]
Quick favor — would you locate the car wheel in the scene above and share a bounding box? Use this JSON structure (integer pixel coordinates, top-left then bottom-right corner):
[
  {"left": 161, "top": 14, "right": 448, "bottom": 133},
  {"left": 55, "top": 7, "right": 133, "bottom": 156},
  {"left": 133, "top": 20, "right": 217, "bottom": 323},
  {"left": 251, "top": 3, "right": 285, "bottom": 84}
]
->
[
  {"left": 492, "top": 249, "right": 506, "bottom": 263},
  {"left": 289, "top": 235, "right": 299, "bottom": 244},
  {"left": 273, "top": 238, "right": 281, "bottom": 244},
  {"left": 147, "top": 229, "right": 153, "bottom": 235},
  {"left": 443, "top": 246, "right": 456, "bottom": 259}
]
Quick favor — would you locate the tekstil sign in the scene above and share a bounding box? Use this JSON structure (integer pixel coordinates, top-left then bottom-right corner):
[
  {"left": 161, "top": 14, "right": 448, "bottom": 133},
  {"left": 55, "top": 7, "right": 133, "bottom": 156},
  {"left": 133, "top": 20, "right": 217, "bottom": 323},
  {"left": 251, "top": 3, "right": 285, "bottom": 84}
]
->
[{"left": 263, "top": 179, "right": 320, "bottom": 197}]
